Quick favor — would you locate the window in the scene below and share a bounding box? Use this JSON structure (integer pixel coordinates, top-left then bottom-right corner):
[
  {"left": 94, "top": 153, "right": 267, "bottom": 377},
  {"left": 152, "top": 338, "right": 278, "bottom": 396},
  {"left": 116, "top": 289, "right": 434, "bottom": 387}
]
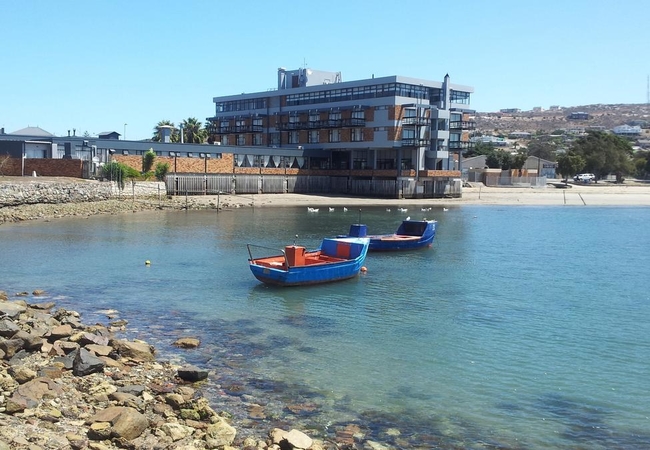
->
[
  {"left": 220, "top": 120, "right": 229, "bottom": 130},
  {"left": 253, "top": 134, "right": 263, "bottom": 146},
  {"left": 308, "top": 130, "right": 319, "bottom": 143},
  {"left": 252, "top": 118, "right": 263, "bottom": 127},
  {"left": 404, "top": 108, "right": 417, "bottom": 118},
  {"left": 352, "top": 110, "right": 365, "bottom": 120},
  {"left": 351, "top": 128, "right": 363, "bottom": 142},
  {"left": 122, "top": 150, "right": 129, "bottom": 155},
  {"left": 402, "top": 128, "right": 416, "bottom": 140},
  {"left": 329, "top": 111, "right": 341, "bottom": 121},
  {"left": 222, "top": 136, "right": 229, "bottom": 145},
  {"left": 309, "top": 112, "right": 320, "bottom": 122},
  {"left": 352, "top": 150, "right": 367, "bottom": 169},
  {"left": 236, "top": 134, "right": 245, "bottom": 145},
  {"left": 187, "top": 152, "right": 194, "bottom": 157},
  {"left": 269, "top": 132, "right": 281, "bottom": 146},
  {"left": 289, "top": 115, "right": 300, "bottom": 123},
  {"left": 288, "top": 131, "right": 299, "bottom": 144},
  {"left": 329, "top": 129, "right": 341, "bottom": 143}
]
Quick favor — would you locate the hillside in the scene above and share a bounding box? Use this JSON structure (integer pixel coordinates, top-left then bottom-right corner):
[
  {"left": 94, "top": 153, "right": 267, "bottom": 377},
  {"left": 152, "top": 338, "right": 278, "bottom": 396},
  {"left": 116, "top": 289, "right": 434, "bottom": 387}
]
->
[{"left": 474, "top": 103, "right": 650, "bottom": 135}]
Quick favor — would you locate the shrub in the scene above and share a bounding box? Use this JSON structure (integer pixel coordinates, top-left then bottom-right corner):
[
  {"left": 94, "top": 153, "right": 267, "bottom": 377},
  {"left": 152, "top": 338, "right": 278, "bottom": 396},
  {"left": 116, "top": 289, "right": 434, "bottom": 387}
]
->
[
  {"left": 143, "top": 149, "right": 156, "bottom": 173},
  {"left": 155, "top": 162, "right": 170, "bottom": 181}
]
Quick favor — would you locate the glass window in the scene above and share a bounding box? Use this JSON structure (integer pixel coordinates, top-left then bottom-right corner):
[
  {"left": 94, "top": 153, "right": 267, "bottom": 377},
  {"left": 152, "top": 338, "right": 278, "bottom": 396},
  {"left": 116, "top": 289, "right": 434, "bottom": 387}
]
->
[
  {"left": 351, "top": 128, "right": 363, "bottom": 142},
  {"left": 236, "top": 134, "right": 245, "bottom": 145},
  {"left": 309, "top": 130, "right": 319, "bottom": 143},
  {"left": 288, "top": 131, "right": 299, "bottom": 144},
  {"left": 329, "top": 129, "right": 340, "bottom": 142}
]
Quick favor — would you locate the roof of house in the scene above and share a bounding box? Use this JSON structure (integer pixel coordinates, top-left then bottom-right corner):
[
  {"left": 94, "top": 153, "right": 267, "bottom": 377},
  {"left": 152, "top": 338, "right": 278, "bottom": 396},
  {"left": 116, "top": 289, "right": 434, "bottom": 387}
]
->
[
  {"left": 98, "top": 131, "right": 120, "bottom": 136},
  {"left": 10, "top": 126, "right": 54, "bottom": 137}
]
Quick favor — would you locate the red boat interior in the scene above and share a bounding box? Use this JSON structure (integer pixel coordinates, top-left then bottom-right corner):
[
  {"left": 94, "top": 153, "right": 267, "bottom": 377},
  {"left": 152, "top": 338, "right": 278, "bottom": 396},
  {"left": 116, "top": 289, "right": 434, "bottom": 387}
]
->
[{"left": 252, "top": 243, "right": 352, "bottom": 269}]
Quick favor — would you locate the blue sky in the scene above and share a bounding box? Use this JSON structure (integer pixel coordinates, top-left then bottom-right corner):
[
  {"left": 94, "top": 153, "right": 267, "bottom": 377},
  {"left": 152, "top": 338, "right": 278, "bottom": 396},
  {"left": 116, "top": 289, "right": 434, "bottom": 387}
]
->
[{"left": 2, "top": 0, "right": 649, "bottom": 140}]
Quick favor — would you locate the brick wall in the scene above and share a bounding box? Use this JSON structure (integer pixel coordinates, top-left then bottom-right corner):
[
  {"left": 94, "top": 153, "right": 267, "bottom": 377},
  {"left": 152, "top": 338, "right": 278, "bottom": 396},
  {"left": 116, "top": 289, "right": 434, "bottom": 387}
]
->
[{"left": 1, "top": 158, "right": 84, "bottom": 177}]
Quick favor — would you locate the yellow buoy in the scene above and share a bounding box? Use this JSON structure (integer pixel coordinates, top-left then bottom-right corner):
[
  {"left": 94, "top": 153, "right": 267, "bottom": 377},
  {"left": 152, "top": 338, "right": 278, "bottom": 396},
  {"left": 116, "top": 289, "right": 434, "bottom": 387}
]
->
[
  {"left": 145, "top": 260, "right": 151, "bottom": 266},
  {"left": 360, "top": 266, "right": 367, "bottom": 273}
]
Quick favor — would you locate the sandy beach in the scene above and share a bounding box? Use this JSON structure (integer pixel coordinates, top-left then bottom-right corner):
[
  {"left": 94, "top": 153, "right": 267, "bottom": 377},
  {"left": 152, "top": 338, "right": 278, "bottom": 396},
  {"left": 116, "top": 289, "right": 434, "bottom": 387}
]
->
[{"left": 194, "top": 182, "right": 650, "bottom": 209}]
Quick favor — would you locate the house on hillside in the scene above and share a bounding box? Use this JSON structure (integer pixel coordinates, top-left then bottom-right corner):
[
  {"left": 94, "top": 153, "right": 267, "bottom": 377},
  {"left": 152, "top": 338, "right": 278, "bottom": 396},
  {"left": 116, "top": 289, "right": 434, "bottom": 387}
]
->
[
  {"left": 98, "top": 131, "right": 121, "bottom": 140},
  {"left": 612, "top": 124, "right": 642, "bottom": 136},
  {"left": 567, "top": 112, "right": 590, "bottom": 120}
]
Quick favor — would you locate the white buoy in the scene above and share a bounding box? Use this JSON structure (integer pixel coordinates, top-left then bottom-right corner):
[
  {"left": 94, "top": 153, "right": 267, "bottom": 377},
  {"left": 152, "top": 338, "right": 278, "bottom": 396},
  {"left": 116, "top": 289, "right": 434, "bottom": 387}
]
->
[{"left": 145, "top": 260, "right": 151, "bottom": 266}]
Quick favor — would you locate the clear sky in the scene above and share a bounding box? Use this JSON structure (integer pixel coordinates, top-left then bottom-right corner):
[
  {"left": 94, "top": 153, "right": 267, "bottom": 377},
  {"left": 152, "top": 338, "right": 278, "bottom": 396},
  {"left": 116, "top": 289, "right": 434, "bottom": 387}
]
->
[{"left": 2, "top": 0, "right": 649, "bottom": 140}]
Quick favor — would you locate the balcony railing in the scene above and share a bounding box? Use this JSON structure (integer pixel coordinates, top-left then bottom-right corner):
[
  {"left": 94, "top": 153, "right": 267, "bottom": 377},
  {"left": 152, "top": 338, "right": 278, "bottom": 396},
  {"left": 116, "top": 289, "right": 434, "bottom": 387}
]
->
[
  {"left": 208, "top": 125, "right": 264, "bottom": 134},
  {"left": 449, "top": 120, "right": 476, "bottom": 130},
  {"left": 401, "top": 117, "right": 430, "bottom": 126},
  {"left": 448, "top": 141, "right": 474, "bottom": 150},
  {"left": 277, "top": 118, "right": 365, "bottom": 131},
  {"left": 401, "top": 138, "right": 431, "bottom": 147}
]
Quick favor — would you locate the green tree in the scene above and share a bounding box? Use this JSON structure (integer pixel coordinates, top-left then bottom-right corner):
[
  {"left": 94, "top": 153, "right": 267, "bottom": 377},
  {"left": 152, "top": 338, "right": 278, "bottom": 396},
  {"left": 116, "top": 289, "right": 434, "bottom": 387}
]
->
[
  {"left": 526, "top": 137, "right": 557, "bottom": 162},
  {"left": 154, "top": 162, "right": 170, "bottom": 181},
  {"left": 181, "top": 117, "right": 207, "bottom": 144},
  {"left": 464, "top": 141, "right": 495, "bottom": 158},
  {"left": 556, "top": 153, "right": 585, "bottom": 184},
  {"left": 152, "top": 120, "right": 180, "bottom": 143},
  {"left": 512, "top": 152, "right": 528, "bottom": 170},
  {"left": 570, "top": 130, "right": 634, "bottom": 182},
  {"left": 142, "top": 148, "right": 156, "bottom": 173}
]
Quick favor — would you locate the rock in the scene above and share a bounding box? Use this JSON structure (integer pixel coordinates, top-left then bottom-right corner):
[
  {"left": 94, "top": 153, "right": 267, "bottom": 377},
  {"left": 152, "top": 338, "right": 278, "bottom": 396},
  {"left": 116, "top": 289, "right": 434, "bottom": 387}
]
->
[
  {"left": 0, "top": 302, "right": 27, "bottom": 319},
  {"left": 0, "top": 318, "right": 20, "bottom": 338},
  {"left": 8, "top": 366, "right": 37, "bottom": 384},
  {"left": 285, "top": 429, "right": 313, "bottom": 449},
  {"left": 173, "top": 337, "right": 201, "bottom": 348},
  {"left": 205, "top": 418, "right": 237, "bottom": 448},
  {"left": 48, "top": 324, "right": 73, "bottom": 341},
  {"left": 88, "top": 406, "right": 149, "bottom": 441},
  {"left": 6, "top": 377, "right": 63, "bottom": 414},
  {"left": 85, "top": 344, "right": 113, "bottom": 356},
  {"left": 72, "top": 348, "right": 106, "bottom": 376},
  {"left": 32, "top": 289, "right": 46, "bottom": 296},
  {"left": 177, "top": 364, "right": 209, "bottom": 382},
  {"left": 112, "top": 339, "right": 155, "bottom": 362},
  {"left": 29, "top": 301, "right": 56, "bottom": 310},
  {"left": 160, "top": 422, "right": 195, "bottom": 441},
  {"left": 12, "top": 330, "right": 43, "bottom": 351},
  {"left": 0, "top": 338, "right": 24, "bottom": 359}
]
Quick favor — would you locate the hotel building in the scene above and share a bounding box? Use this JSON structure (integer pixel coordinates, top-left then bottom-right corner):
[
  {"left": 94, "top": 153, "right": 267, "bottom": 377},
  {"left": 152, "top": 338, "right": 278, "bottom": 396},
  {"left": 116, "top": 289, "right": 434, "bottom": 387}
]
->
[{"left": 206, "top": 67, "right": 475, "bottom": 186}]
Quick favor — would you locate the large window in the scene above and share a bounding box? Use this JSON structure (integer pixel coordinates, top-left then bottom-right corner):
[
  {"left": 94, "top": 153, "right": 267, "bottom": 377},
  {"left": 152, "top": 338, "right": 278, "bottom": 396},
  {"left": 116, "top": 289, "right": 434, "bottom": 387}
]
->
[
  {"left": 308, "top": 130, "right": 319, "bottom": 143},
  {"left": 236, "top": 134, "right": 245, "bottom": 145},
  {"left": 329, "top": 129, "right": 341, "bottom": 143},
  {"left": 288, "top": 131, "right": 299, "bottom": 144},
  {"left": 253, "top": 134, "right": 263, "bottom": 146},
  {"left": 269, "top": 132, "right": 281, "bottom": 146},
  {"left": 351, "top": 128, "right": 363, "bottom": 142}
]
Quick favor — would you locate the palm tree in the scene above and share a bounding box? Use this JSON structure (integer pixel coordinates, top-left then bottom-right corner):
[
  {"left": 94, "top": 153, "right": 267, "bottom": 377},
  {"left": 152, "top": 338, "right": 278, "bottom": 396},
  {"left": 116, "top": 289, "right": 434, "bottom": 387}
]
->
[
  {"left": 152, "top": 120, "right": 179, "bottom": 142},
  {"left": 180, "top": 117, "right": 207, "bottom": 144}
]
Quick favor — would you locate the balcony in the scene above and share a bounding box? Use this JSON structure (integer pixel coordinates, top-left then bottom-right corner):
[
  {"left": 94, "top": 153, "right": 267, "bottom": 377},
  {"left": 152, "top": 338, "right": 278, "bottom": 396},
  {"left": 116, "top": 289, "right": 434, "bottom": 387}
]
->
[
  {"left": 448, "top": 141, "right": 474, "bottom": 150},
  {"left": 401, "top": 138, "right": 430, "bottom": 147},
  {"left": 277, "top": 118, "right": 365, "bottom": 131},
  {"left": 449, "top": 120, "right": 476, "bottom": 130},
  {"left": 401, "top": 117, "right": 430, "bottom": 126},
  {"left": 208, "top": 125, "right": 264, "bottom": 134}
]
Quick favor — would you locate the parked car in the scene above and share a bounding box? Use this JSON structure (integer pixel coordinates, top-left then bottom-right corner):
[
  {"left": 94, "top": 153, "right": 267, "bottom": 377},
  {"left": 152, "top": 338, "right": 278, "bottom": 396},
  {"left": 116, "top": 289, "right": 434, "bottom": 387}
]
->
[{"left": 574, "top": 173, "right": 596, "bottom": 182}]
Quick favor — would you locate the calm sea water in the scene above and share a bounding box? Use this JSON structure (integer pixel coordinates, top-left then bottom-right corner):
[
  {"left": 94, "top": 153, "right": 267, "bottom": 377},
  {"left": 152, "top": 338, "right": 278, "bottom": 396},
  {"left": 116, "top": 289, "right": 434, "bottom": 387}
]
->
[{"left": 2, "top": 204, "right": 649, "bottom": 449}]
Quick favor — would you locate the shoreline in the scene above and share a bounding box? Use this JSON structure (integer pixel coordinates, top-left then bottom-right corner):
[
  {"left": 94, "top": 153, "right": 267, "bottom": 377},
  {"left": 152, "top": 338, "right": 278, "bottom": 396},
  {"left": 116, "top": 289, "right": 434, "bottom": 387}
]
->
[{"left": 2, "top": 181, "right": 650, "bottom": 226}]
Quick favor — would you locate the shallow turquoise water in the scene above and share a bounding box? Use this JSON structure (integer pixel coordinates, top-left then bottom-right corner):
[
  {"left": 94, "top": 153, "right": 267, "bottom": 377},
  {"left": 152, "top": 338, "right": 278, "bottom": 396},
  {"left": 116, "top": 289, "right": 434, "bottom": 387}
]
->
[{"left": 2, "top": 204, "right": 649, "bottom": 448}]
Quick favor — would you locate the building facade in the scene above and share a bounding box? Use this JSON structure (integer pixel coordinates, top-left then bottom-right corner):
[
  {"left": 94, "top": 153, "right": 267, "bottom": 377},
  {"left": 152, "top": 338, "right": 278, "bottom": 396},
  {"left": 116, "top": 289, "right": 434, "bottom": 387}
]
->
[{"left": 206, "top": 67, "right": 475, "bottom": 181}]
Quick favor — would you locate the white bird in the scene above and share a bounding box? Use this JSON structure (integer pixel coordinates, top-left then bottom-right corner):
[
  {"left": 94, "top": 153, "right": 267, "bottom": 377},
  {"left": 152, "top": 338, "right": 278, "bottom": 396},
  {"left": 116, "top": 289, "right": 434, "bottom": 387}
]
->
[
  {"left": 398, "top": 208, "right": 408, "bottom": 212},
  {"left": 343, "top": 207, "right": 348, "bottom": 212},
  {"left": 386, "top": 208, "right": 391, "bottom": 212},
  {"left": 421, "top": 207, "right": 432, "bottom": 212},
  {"left": 406, "top": 216, "right": 411, "bottom": 221},
  {"left": 329, "top": 207, "right": 335, "bottom": 212},
  {"left": 307, "top": 207, "right": 319, "bottom": 213},
  {"left": 443, "top": 207, "right": 449, "bottom": 212}
]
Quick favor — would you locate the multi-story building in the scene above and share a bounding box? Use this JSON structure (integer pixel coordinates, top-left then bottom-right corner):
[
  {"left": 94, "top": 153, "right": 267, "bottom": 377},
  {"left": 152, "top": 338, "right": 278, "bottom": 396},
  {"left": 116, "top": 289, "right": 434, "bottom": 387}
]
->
[{"left": 206, "top": 67, "right": 475, "bottom": 184}]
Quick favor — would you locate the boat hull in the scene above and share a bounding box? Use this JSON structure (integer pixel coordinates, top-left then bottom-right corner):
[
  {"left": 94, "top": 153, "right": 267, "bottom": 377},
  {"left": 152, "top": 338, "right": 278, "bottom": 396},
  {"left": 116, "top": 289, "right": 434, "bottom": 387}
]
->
[
  {"left": 345, "top": 220, "right": 436, "bottom": 252},
  {"left": 248, "top": 237, "right": 369, "bottom": 287}
]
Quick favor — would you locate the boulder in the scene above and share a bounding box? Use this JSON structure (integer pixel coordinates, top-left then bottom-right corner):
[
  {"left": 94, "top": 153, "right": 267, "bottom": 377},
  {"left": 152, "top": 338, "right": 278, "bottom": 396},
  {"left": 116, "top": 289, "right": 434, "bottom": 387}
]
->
[
  {"left": 177, "top": 364, "right": 209, "bottom": 382},
  {"left": 112, "top": 339, "right": 155, "bottom": 362},
  {"left": 173, "top": 337, "right": 200, "bottom": 349},
  {"left": 87, "top": 406, "right": 149, "bottom": 441},
  {"left": 73, "top": 347, "right": 106, "bottom": 376},
  {"left": 0, "top": 318, "right": 20, "bottom": 338},
  {"left": 205, "top": 417, "right": 236, "bottom": 448}
]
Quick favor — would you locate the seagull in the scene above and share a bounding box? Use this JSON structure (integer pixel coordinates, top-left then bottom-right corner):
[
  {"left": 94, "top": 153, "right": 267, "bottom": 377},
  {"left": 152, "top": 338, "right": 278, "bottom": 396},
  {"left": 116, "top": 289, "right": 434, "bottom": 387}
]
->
[
  {"left": 398, "top": 208, "right": 408, "bottom": 212},
  {"left": 406, "top": 216, "right": 411, "bottom": 221},
  {"left": 443, "top": 207, "right": 449, "bottom": 212},
  {"left": 386, "top": 208, "right": 391, "bottom": 212},
  {"left": 329, "top": 207, "right": 335, "bottom": 212},
  {"left": 421, "top": 207, "right": 432, "bottom": 212},
  {"left": 307, "top": 207, "right": 319, "bottom": 213},
  {"left": 343, "top": 207, "right": 348, "bottom": 212}
]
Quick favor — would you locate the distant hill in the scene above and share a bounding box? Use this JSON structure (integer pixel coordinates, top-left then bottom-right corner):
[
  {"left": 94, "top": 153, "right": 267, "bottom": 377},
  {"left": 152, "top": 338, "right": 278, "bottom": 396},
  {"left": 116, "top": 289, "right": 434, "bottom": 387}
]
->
[{"left": 474, "top": 103, "right": 650, "bottom": 135}]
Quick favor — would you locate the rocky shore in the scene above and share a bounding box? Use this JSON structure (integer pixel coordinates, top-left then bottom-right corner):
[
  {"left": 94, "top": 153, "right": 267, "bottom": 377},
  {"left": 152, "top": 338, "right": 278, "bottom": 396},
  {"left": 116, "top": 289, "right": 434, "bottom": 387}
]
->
[{"left": 0, "top": 289, "right": 334, "bottom": 450}]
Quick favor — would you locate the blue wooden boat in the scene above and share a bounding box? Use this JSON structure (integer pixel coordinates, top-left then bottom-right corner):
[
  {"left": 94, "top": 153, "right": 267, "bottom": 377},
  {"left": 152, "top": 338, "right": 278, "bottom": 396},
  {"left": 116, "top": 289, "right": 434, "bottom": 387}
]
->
[
  {"left": 247, "top": 237, "right": 370, "bottom": 286},
  {"left": 344, "top": 219, "right": 437, "bottom": 251}
]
